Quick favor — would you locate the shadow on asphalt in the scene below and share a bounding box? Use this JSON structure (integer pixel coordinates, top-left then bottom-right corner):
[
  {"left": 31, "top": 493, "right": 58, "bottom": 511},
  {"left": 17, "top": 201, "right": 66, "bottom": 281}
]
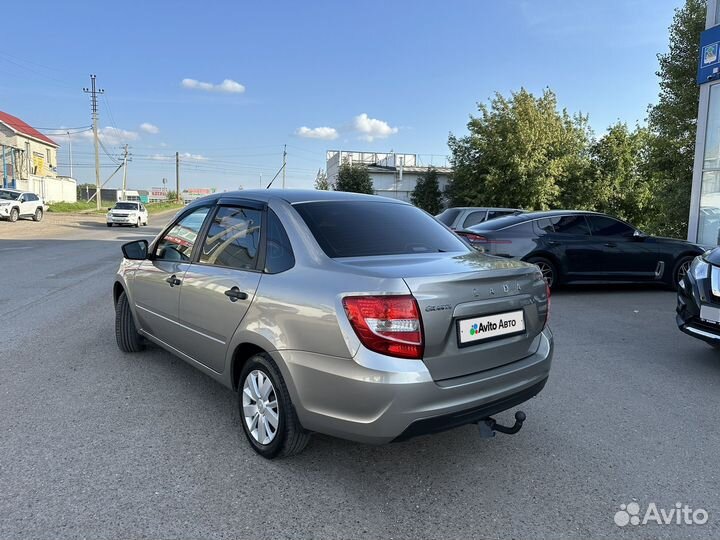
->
[{"left": 552, "top": 283, "right": 673, "bottom": 296}]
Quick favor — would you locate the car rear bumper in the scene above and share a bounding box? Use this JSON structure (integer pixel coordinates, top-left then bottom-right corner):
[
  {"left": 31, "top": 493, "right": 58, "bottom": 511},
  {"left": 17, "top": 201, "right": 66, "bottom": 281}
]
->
[{"left": 274, "top": 328, "right": 553, "bottom": 444}]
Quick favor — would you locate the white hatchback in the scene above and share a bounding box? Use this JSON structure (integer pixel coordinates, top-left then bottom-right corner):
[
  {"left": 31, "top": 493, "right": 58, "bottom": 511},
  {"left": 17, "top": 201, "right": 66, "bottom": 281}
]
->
[{"left": 107, "top": 201, "right": 148, "bottom": 227}]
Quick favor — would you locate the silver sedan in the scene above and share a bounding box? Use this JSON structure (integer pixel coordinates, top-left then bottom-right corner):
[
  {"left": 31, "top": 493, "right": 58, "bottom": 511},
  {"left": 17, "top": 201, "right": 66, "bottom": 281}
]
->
[{"left": 113, "top": 190, "right": 553, "bottom": 458}]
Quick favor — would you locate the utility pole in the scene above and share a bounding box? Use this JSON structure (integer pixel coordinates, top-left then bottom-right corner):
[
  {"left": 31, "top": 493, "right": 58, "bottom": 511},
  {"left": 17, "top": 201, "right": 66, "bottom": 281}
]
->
[
  {"left": 83, "top": 74, "right": 104, "bottom": 210},
  {"left": 282, "top": 144, "right": 286, "bottom": 189},
  {"left": 175, "top": 151, "right": 181, "bottom": 203},
  {"left": 259, "top": 172, "right": 262, "bottom": 189},
  {"left": 66, "top": 131, "right": 73, "bottom": 178},
  {"left": 121, "top": 144, "right": 129, "bottom": 200}
]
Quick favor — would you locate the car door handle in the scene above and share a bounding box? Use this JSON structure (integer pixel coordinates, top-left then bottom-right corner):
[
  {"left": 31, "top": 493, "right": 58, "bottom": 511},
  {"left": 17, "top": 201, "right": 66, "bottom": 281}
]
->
[
  {"left": 604, "top": 242, "right": 617, "bottom": 248},
  {"left": 165, "top": 275, "right": 182, "bottom": 287},
  {"left": 547, "top": 240, "right": 560, "bottom": 246},
  {"left": 224, "top": 287, "right": 248, "bottom": 302}
]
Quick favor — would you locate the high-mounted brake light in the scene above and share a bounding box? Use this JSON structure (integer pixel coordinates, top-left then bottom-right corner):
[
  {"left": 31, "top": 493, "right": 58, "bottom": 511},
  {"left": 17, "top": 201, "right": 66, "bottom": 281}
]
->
[{"left": 342, "top": 295, "right": 424, "bottom": 359}]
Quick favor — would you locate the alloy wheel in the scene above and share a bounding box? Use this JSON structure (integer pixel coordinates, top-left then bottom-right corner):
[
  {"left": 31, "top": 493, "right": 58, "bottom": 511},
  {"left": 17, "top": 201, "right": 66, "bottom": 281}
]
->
[
  {"left": 535, "top": 261, "right": 554, "bottom": 287},
  {"left": 677, "top": 259, "right": 692, "bottom": 284},
  {"left": 242, "top": 370, "right": 279, "bottom": 445}
]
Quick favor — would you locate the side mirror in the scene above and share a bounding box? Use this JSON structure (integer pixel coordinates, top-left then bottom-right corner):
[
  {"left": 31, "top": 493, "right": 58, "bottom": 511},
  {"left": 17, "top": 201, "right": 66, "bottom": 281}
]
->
[
  {"left": 108, "top": 207, "right": 113, "bottom": 211},
  {"left": 121, "top": 239, "right": 149, "bottom": 260},
  {"left": 631, "top": 230, "right": 647, "bottom": 241}
]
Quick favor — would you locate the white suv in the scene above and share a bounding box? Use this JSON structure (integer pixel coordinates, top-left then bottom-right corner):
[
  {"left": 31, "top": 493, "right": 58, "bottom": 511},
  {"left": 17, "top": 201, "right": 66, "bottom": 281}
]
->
[
  {"left": 0, "top": 189, "right": 45, "bottom": 222},
  {"left": 107, "top": 201, "right": 148, "bottom": 227}
]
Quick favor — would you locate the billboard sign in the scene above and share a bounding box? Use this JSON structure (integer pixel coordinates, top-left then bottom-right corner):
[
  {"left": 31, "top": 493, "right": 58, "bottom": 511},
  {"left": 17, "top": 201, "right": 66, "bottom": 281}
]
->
[{"left": 698, "top": 25, "right": 720, "bottom": 84}]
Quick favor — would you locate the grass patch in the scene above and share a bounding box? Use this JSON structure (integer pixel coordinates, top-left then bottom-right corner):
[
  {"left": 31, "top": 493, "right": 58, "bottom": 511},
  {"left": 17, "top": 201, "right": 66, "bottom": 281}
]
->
[
  {"left": 47, "top": 200, "right": 185, "bottom": 215},
  {"left": 146, "top": 201, "right": 185, "bottom": 214},
  {"left": 47, "top": 201, "right": 116, "bottom": 213}
]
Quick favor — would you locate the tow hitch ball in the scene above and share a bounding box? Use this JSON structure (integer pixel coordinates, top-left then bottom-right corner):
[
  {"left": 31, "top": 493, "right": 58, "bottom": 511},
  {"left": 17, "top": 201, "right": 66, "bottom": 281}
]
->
[{"left": 476, "top": 411, "right": 526, "bottom": 438}]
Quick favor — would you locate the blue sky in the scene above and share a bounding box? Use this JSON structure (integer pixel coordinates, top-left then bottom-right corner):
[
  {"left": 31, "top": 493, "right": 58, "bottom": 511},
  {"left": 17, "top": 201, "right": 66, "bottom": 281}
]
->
[{"left": 0, "top": 0, "right": 684, "bottom": 192}]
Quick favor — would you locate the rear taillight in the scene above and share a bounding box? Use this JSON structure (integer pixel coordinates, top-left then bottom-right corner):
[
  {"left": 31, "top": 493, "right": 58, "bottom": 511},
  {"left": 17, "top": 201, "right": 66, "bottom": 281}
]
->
[
  {"left": 342, "top": 295, "right": 424, "bottom": 359},
  {"left": 543, "top": 282, "right": 551, "bottom": 328},
  {"left": 459, "top": 233, "right": 511, "bottom": 245}
]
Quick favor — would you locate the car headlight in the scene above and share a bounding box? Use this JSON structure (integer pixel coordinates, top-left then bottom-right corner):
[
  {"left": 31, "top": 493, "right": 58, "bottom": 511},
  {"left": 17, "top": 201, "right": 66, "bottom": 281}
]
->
[
  {"left": 691, "top": 256, "right": 710, "bottom": 280},
  {"left": 0, "top": 201, "right": 10, "bottom": 206}
]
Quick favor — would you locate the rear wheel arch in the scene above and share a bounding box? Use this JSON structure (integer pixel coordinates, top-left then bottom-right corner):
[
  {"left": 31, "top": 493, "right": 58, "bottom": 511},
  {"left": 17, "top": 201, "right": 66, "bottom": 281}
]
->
[
  {"left": 231, "top": 342, "right": 267, "bottom": 391},
  {"left": 523, "top": 251, "right": 563, "bottom": 278}
]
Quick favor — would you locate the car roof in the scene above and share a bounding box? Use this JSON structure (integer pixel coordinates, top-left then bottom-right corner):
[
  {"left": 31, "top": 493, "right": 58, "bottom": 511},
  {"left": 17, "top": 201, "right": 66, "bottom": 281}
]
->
[
  {"left": 467, "top": 209, "right": 603, "bottom": 231},
  {"left": 443, "top": 206, "right": 523, "bottom": 212},
  {"left": 0, "top": 188, "right": 21, "bottom": 193},
  {"left": 187, "top": 189, "right": 408, "bottom": 207}
]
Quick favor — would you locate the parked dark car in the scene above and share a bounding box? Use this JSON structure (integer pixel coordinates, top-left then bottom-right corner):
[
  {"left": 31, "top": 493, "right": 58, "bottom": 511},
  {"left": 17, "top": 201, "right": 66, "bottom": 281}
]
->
[
  {"left": 677, "top": 248, "right": 720, "bottom": 346},
  {"left": 456, "top": 210, "right": 704, "bottom": 288},
  {"left": 436, "top": 207, "right": 524, "bottom": 230}
]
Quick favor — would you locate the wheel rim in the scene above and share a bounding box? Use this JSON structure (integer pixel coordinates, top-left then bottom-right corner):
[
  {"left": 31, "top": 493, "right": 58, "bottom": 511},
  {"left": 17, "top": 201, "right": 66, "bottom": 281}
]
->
[
  {"left": 242, "top": 370, "right": 279, "bottom": 445},
  {"left": 36, "top": 209, "right": 42, "bottom": 220},
  {"left": 10, "top": 209, "right": 17, "bottom": 221},
  {"left": 535, "top": 261, "right": 554, "bottom": 287},
  {"left": 677, "top": 259, "right": 692, "bottom": 283}
]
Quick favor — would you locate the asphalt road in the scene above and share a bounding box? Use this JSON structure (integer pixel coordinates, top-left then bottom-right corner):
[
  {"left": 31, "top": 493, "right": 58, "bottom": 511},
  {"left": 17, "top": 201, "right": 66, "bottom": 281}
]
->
[{"left": 2, "top": 215, "right": 720, "bottom": 539}]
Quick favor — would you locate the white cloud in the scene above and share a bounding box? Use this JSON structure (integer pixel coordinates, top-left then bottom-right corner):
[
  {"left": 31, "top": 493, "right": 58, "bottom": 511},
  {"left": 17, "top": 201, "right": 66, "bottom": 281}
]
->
[
  {"left": 71, "top": 126, "right": 139, "bottom": 145},
  {"left": 150, "top": 152, "right": 207, "bottom": 162},
  {"left": 296, "top": 126, "right": 339, "bottom": 140},
  {"left": 180, "top": 152, "right": 208, "bottom": 161},
  {"left": 139, "top": 122, "right": 159, "bottom": 134},
  {"left": 353, "top": 113, "right": 398, "bottom": 142},
  {"left": 181, "top": 78, "right": 245, "bottom": 94}
]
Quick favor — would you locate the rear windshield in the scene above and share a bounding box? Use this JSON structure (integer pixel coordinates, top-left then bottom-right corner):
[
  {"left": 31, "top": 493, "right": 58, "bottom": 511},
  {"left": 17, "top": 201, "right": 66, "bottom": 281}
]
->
[
  {"left": 114, "top": 202, "right": 138, "bottom": 210},
  {"left": 294, "top": 201, "right": 470, "bottom": 258},
  {"left": 468, "top": 214, "right": 529, "bottom": 231},
  {"left": 435, "top": 208, "right": 461, "bottom": 226}
]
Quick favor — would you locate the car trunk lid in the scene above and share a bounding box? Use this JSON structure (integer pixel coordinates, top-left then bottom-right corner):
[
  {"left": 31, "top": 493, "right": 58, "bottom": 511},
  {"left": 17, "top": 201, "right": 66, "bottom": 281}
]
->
[{"left": 337, "top": 251, "right": 548, "bottom": 381}]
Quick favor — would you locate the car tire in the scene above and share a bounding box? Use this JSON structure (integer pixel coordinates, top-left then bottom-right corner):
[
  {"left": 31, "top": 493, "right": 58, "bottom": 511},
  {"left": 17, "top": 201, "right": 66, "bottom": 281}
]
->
[
  {"left": 106, "top": 223, "right": 113, "bottom": 227},
  {"left": 9, "top": 207, "right": 19, "bottom": 222},
  {"left": 115, "top": 290, "right": 143, "bottom": 353},
  {"left": 33, "top": 208, "right": 43, "bottom": 222},
  {"left": 671, "top": 256, "right": 694, "bottom": 291},
  {"left": 135, "top": 218, "right": 141, "bottom": 228},
  {"left": 238, "top": 353, "right": 310, "bottom": 459},
  {"left": 526, "top": 256, "right": 558, "bottom": 288}
]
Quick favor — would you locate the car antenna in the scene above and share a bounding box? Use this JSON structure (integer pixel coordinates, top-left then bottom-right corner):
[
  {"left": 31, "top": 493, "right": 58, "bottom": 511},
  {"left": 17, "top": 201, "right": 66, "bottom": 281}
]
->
[{"left": 265, "top": 162, "right": 286, "bottom": 189}]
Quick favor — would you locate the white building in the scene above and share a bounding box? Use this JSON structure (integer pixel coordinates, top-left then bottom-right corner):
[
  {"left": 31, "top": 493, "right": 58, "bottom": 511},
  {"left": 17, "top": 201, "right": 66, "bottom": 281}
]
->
[{"left": 326, "top": 150, "right": 452, "bottom": 203}]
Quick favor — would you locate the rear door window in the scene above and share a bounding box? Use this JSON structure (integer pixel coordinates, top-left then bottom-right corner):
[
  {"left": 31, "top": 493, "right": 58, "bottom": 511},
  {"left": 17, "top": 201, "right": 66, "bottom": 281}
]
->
[
  {"left": 534, "top": 218, "right": 556, "bottom": 235},
  {"left": 586, "top": 215, "right": 636, "bottom": 237},
  {"left": 199, "top": 206, "right": 263, "bottom": 270},
  {"left": 551, "top": 215, "right": 590, "bottom": 235},
  {"left": 265, "top": 210, "right": 295, "bottom": 273},
  {"left": 295, "top": 201, "right": 469, "bottom": 258}
]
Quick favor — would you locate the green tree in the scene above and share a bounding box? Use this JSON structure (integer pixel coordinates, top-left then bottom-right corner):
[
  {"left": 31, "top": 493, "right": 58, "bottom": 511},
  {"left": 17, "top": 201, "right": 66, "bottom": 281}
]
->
[
  {"left": 646, "top": 0, "right": 705, "bottom": 237},
  {"left": 447, "top": 88, "right": 593, "bottom": 211},
  {"left": 410, "top": 167, "right": 443, "bottom": 214},
  {"left": 314, "top": 169, "right": 330, "bottom": 190},
  {"left": 589, "top": 123, "right": 654, "bottom": 229},
  {"left": 335, "top": 163, "right": 374, "bottom": 194},
  {"left": 166, "top": 190, "right": 178, "bottom": 202}
]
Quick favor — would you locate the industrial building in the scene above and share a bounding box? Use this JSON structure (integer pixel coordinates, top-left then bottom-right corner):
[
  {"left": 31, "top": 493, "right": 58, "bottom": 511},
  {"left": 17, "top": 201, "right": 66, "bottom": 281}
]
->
[{"left": 326, "top": 150, "right": 452, "bottom": 203}]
